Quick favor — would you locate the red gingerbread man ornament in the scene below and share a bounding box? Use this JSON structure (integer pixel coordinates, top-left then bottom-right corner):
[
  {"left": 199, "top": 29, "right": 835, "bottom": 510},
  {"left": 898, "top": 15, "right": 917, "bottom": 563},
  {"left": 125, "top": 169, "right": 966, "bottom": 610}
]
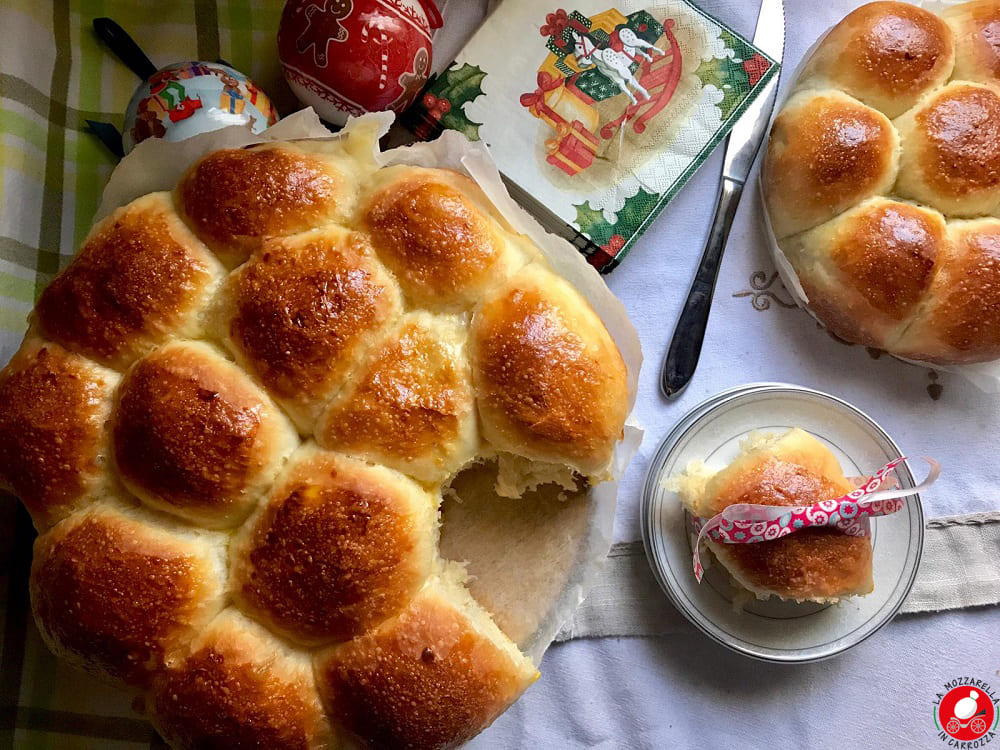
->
[{"left": 278, "top": 0, "right": 443, "bottom": 126}]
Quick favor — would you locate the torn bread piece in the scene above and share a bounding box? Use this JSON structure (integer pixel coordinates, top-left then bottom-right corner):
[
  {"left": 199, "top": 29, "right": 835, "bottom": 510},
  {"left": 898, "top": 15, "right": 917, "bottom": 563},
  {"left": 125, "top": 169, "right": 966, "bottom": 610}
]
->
[{"left": 673, "top": 429, "right": 874, "bottom": 604}]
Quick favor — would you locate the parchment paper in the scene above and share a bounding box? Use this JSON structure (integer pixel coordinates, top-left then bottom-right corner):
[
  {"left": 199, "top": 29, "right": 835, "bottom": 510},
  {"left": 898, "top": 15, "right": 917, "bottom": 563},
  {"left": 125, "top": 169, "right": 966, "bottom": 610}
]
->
[
  {"left": 757, "top": 0, "right": 1000, "bottom": 393},
  {"left": 96, "top": 109, "right": 643, "bottom": 665}
]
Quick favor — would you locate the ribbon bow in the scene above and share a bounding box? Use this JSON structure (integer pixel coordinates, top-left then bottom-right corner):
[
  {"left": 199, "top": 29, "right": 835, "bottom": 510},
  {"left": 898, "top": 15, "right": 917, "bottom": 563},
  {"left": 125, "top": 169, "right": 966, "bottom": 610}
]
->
[
  {"left": 519, "top": 72, "right": 563, "bottom": 112},
  {"left": 691, "top": 457, "right": 941, "bottom": 582},
  {"left": 544, "top": 122, "right": 576, "bottom": 154},
  {"left": 540, "top": 10, "right": 569, "bottom": 39}
]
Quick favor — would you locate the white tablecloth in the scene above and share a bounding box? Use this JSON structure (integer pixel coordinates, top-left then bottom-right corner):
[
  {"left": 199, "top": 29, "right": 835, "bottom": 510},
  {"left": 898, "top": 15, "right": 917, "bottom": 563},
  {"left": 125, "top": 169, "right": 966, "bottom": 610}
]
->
[{"left": 433, "top": 0, "right": 1000, "bottom": 746}]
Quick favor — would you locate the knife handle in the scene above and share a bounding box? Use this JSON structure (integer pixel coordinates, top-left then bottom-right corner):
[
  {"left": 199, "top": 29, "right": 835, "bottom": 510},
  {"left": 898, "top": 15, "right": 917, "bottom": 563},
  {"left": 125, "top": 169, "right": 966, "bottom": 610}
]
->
[{"left": 661, "top": 176, "right": 744, "bottom": 398}]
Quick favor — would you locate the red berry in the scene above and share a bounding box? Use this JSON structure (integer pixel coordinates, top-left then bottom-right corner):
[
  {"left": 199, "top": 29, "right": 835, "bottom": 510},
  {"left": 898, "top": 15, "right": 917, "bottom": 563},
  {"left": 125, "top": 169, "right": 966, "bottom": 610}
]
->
[{"left": 604, "top": 234, "right": 625, "bottom": 252}]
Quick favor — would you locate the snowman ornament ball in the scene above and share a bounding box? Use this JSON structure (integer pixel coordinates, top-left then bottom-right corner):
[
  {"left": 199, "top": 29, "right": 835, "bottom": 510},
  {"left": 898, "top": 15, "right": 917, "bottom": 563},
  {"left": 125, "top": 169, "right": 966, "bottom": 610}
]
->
[{"left": 278, "top": 0, "right": 442, "bottom": 125}]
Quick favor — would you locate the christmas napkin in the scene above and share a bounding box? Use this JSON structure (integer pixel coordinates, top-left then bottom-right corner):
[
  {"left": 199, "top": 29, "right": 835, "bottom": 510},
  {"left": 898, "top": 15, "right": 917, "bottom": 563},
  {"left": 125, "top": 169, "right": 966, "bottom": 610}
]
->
[{"left": 406, "top": 0, "right": 778, "bottom": 271}]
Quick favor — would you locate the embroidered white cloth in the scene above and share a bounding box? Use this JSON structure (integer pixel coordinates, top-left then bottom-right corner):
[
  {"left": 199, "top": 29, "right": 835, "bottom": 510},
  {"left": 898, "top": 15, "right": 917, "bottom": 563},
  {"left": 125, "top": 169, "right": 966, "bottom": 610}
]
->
[
  {"left": 555, "top": 512, "right": 1000, "bottom": 642},
  {"left": 433, "top": 1, "right": 1000, "bottom": 747}
]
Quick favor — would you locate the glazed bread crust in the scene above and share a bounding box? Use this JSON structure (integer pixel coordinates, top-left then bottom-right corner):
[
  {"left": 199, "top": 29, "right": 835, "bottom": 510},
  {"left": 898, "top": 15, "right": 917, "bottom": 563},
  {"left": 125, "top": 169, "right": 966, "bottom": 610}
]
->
[
  {"left": 176, "top": 142, "right": 361, "bottom": 268},
  {"left": 762, "top": 90, "right": 900, "bottom": 240},
  {"left": 30, "top": 503, "right": 228, "bottom": 688},
  {"left": 150, "top": 610, "right": 340, "bottom": 750},
  {"left": 0, "top": 339, "right": 118, "bottom": 529},
  {"left": 797, "top": 1, "right": 955, "bottom": 118},
  {"left": 0, "top": 129, "right": 627, "bottom": 748},
  {"left": 471, "top": 264, "right": 628, "bottom": 481},
  {"left": 111, "top": 340, "right": 298, "bottom": 528},
  {"left": 677, "top": 429, "right": 873, "bottom": 603},
  {"left": 34, "top": 192, "right": 225, "bottom": 370},
  {"left": 763, "top": 0, "right": 1000, "bottom": 364},
  {"left": 315, "top": 580, "right": 538, "bottom": 750},
  {"left": 229, "top": 447, "right": 438, "bottom": 646}
]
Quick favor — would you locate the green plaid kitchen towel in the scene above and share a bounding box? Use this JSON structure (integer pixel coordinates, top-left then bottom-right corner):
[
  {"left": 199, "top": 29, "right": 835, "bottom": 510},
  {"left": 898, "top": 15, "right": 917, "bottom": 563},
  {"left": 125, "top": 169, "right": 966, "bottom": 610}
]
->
[
  {"left": 0, "top": 0, "right": 293, "bottom": 330},
  {"left": 0, "top": 3, "right": 291, "bottom": 747}
]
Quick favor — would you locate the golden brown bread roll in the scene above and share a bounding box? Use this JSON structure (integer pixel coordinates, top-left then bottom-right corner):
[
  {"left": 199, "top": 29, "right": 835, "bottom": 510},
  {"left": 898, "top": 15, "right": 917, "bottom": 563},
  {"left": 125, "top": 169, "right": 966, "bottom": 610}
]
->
[
  {"left": 786, "top": 197, "right": 946, "bottom": 349},
  {"left": 360, "top": 166, "right": 529, "bottom": 310},
  {"left": 896, "top": 218, "right": 1000, "bottom": 363},
  {"left": 112, "top": 341, "right": 298, "bottom": 528},
  {"left": 314, "top": 578, "right": 538, "bottom": 750},
  {"left": 30, "top": 502, "right": 227, "bottom": 688},
  {"left": 764, "top": 0, "right": 1000, "bottom": 364},
  {"left": 471, "top": 264, "right": 628, "bottom": 484},
  {"left": 230, "top": 446, "right": 437, "bottom": 646},
  {"left": 762, "top": 90, "right": 900, "bottom": 239},
  {"left": 214, "top": 226, "right": 402, "bottom": 432},
  {"left": 895, "top": 80, "right": 1000, "bottom": 217},
  {"left": 317, "top": 311, "right": 478, "bottom": 484},
  {"left": 34, "top": 192, "right": 225, "bottom": 370},
  {"left": 676, "top": 429, "right": 873, "bottom": 603},
  {"left": 177, "top": 142, "right": 361, "bottom": 268},
  {"left": 943, "top": 0, "right": 1000, "bottom": 83},
  {"left": 799, "top": 2, "right": 955, "bottom": 118},
  {"left": 0, "top": 339, "right": 117, "bottom": 530},
  {"left": 150, "top": 609, "right": 338, "bottom": 750},
  {"left": 0, "top": 127, "right": 634, "bottom": 748}
]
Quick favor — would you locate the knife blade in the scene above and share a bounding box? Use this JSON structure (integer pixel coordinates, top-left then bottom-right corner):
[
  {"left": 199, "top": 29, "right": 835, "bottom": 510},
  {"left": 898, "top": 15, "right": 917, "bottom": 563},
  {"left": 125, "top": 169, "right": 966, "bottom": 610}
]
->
[
  {"left": 723, "top": 0, "right": 786, "bottom": 185},
  {"left": 660, "top": 0, "right": 785, "bottom": 398}
]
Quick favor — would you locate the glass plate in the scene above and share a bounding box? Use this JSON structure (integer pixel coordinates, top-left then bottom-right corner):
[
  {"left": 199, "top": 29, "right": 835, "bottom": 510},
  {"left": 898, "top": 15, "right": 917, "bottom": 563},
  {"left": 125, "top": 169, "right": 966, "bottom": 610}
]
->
[{"left": 641, "top": 383, "right": 924, "bottom": 662}]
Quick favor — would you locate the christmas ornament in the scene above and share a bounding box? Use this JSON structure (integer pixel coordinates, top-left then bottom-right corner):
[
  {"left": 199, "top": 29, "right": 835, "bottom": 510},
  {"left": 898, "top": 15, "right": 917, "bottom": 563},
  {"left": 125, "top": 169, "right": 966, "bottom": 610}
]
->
[
  {"left": 123, "top": 61, "right": 279, "bottom": 153},
  {"left": 278, "top": 0, "right": 443, "bottom": 126},
  {"left": 91, "top": 18, "right": 279, "bottom": 156}
]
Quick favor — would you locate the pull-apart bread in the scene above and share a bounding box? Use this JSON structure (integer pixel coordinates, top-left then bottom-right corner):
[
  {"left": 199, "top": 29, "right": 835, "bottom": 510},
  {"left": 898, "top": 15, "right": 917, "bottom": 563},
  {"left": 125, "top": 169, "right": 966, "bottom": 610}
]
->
[
  {"left": 762, "top": 0, "right": 1000, "bottom": 364},
  {"left": 675, "top": 429, "right": 874, "bottom": 604},
  {"left": 0, "top": 130, "right": 630, "bottom": 749}
]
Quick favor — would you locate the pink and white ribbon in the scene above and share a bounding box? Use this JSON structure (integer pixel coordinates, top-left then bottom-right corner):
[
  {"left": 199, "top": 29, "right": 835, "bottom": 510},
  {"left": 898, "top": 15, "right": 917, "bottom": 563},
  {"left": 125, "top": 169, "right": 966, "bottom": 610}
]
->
[{"left": 690, "top": 457, "right": 940, "bottom": 582}]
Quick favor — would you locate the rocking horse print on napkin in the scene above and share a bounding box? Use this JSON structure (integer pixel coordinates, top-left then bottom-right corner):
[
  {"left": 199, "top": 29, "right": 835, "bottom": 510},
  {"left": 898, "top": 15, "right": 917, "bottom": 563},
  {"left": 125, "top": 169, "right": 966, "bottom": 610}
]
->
[
  {"left": 407, "top": 1, "right": 778, "bottom": 271},
  {"left": 518, "top": 8, "right": 687, "bottom": 179},
  {"left": 570, "top": 24, "right": 665, "bottom": 105}
]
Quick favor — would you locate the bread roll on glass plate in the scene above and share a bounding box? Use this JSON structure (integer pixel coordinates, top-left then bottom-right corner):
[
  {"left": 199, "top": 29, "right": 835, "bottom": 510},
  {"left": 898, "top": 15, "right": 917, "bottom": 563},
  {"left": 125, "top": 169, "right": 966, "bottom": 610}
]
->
[{"left": 674, "top": 428, "right": 873, "bottom": 604}]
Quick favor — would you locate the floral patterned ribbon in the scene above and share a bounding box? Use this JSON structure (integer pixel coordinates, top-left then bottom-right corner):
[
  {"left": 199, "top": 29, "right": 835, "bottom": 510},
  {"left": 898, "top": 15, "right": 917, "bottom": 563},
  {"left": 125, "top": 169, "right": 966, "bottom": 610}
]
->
[{"left": 691, "top": 457, "right": 941, "bottom": 582}]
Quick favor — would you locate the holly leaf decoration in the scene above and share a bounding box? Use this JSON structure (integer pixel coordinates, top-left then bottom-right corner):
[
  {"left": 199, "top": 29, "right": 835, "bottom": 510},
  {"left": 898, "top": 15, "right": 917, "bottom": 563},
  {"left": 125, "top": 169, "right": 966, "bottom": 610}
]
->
[
  {"left": 695, "top": 30, "right": 752, "bottom": 120},
  {"left": 572, "top": 188, "right": 662, "bottom": 248},
  {"left": 574, "top": 202, "right": 613, "bottom": 245},
  {"left": 430, "top": 63, "right": 486, "bottom": 140},
  {"left": 613, "top": 187, "right": 660, "bottom": 229},
  {"left": 439, "top": 108, "right": 482, "bottom": 141},
  {"left": 723, "top": 28, "right": 759, "bottom": 66},
  {"left": 437, "top": 63, "right": 486, "bottom": 107}
]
